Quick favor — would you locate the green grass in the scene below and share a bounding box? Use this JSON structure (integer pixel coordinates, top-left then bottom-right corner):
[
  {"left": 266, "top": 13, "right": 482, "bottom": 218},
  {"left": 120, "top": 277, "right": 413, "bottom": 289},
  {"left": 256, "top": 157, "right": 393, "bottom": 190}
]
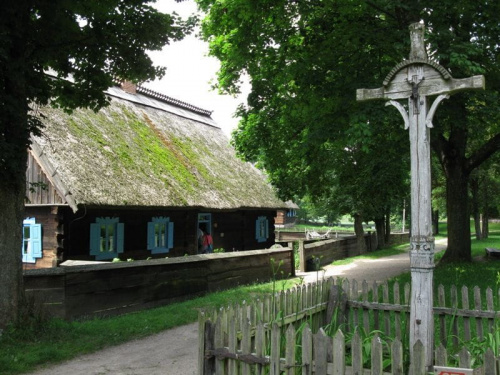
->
[{"left": 0, "top": 278, "right": 298, "bottom": 375}]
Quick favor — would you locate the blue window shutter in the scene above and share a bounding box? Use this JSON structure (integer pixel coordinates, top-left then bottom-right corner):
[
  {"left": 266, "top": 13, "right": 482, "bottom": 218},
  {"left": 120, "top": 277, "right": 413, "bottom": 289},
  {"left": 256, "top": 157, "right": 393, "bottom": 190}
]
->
[
  {"left": 116, "top": 223, "right": 124, "bottom": 254},
  {"left": 31, "top": 224, "right": 42, "bottom": 258},
  {"left": 90, "top": 223, "right": 100, "bottom": 256},
  {"left": 255, "top": 219, "right": 260, "bottom": 241},
  {"left": 167, "top": 222, "right": 174, "bottom": 249},
  {"left": 147, "top": 221, "right": 155, "bottom": 250}
]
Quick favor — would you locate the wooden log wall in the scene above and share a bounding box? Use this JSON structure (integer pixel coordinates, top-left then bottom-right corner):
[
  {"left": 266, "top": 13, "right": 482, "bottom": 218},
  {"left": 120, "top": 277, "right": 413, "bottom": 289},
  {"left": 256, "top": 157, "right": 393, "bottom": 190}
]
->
[
  {"left": 23, "top": 248, "right": 293, "bottom": 321},
  {"left": 23, "top": 206, "right": 61, "bottom": 269},
  {"left": 25, "top": 151, "right": 65, "bottom": 205},
  {"left": 300, "top": 232, "right": 378, "bottom": 271}
]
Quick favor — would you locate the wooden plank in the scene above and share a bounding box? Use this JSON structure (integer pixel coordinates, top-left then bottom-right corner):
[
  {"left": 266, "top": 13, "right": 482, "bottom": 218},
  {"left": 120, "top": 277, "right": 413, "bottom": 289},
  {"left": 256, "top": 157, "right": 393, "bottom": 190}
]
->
[
  {"left": 347, "top": 279, "right": 355, "bottom": 334},
  {"left": 435, "top": 343, "right": 447, "bottom": 367},
  {"left": 362, "top": 280, "right": 370, "bottom": 333},
  {"left": 383, "top": 282, "right": 391, "bottom": 337},
  {"left": 411, "top": 340, "right": 426, "bottom": 375},
  {"left": 458, "top": 347, "right": 471, "bottom": 368},
  {"left": 484, "top": 348, "right": 496, "bottom": 375},
  {"left": 404, "top": 283, "right": 411, "bottom": 339},
  {"left": 474, "top": 286, "right": 484, "bottom": 340},
  {"left": 352, "top": 330, "right": 363, "bottom": 375},
  {"left": 203, "top": 319, "right": 215, "bottom": 375},
  {"left": 394, "top": 282, "right": 402, "bottom": 340},
  {"left": 198, "top": 311, "right": 207, "bottom": 375},
  {"left": 285, "top": 324, "right": 296, "bottom": 375},
  {"left": 299, "top": 240, "right": 306, "bottom": 272},
  {"left": 313, "top": 328, "right": 328, "bottom": 375},
  {"left": 438, "top": 285, "right": 447, "bottom": 346},
  {"left": 357, "top": 75, "right": 485, "bottom": 101},
  {"left": 326, "top": 284, "right": 340, "bottom": 328},
  {"left": 486, "top": 287, "right": 494, "bottom": 334},
  {"left": 332, "top": 330, "right": 345, "bottom": 375},
  {"left": 255, "top": 322, "right": 265, "bottom": 375},
  {"left": 228, "top": 318, "right": 237, "bottom": 375},
  {"left": 462, "top": 286, "right": 471, "bottom": 342},
  {"left": 371, "top": 334, "right": 383, "bottom": 375},
  {"left": 270, "top": 323, "right": 280, "bottom": 375},
  {"left": 241, "top": 319, "right": 251, "bottom": 375},
  {"left": 485, "top": 247, "right": 500, "bottom": 257},
  {"left": 391, "top": 338, "right": 403, "bottom": 375},
  {"left": 302, "top": 323, "right": 313, "bottom": 375},
  {"left": 373, "top": 281, "right": 380, "bottom": 331},
  {"left": 451, "top": 285, "right": 459, "bottom": 347},
  {"left": 214, "top": 315, "right": 225, "bottom": 375}
]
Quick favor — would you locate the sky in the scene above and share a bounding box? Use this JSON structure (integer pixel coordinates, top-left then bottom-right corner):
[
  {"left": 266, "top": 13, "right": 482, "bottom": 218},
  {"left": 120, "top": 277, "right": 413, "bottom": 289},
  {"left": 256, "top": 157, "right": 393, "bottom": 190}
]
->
[{"left": 146, "top": 0, "right": 248, "bottom": 137}]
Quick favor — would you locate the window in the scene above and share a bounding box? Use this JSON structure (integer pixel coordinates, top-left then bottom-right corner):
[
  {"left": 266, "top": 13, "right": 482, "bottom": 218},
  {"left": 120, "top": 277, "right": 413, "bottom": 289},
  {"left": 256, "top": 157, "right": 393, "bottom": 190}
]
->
[
  {"left": 22, "top": 218, "right": 42, "bottom": 263},
  {"left": 255, "top": 216, "right": 269, "bottom": 243},
  {"left": 90, "top": 217, "right": 124, "bottom": 260},
  {"left": 147, "top": 217, "right": 174, "bottom": 254}
]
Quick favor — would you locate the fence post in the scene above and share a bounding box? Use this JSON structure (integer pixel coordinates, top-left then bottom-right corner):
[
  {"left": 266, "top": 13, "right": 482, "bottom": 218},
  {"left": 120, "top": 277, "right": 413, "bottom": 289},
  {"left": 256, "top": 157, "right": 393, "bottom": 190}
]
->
[
  {"left": 411, "top": 340, "right": 426, "bottom": 375},
  {"left": 203, "top": 318, "right": 215, "bottom": 375},
  {"left": 326, "top": 284, "right": 347, "bottom": 329},
  {"left": 298, "top": 240, "right": 306, "bottom": 272},
  {"left": 198, "top": 310, "right": 207, "bottom": 375}
]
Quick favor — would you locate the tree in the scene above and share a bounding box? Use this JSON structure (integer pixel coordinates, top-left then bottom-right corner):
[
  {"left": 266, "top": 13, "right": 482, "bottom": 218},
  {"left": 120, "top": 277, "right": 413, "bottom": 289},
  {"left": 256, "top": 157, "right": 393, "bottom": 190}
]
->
[
  {"left": 0, "top": 0, "right": 193, "bottom": 328},
  {"left": 198, "top": 0, "right": 500, "bottom": 262}
]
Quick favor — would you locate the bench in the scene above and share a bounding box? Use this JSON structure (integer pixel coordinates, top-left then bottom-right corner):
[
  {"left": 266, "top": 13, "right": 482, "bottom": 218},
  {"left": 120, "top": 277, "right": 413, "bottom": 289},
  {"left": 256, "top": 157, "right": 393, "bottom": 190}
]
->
[{"left": 485, "top": 247, "right": 500, "bottom": 257}]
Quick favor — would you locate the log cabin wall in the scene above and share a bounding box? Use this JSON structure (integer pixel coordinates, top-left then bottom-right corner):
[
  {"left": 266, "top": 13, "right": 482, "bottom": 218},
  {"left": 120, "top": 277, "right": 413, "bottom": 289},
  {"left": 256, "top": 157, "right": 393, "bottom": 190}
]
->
[
  {"left": 59, "top": 207, "right": 278, "bottom": 263},
  {"left": 25, "top": 151, "right": 65, "bottom": 205},
  {"left": 23, "top": 206, "right": 61, "bottom": 269}
]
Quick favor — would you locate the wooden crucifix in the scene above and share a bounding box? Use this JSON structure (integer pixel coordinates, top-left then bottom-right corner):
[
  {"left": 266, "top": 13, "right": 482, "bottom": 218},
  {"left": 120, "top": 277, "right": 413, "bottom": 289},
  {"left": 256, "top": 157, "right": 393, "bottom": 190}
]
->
[{"left": 356, "top": 23, "right": 484, "bottom": 369}]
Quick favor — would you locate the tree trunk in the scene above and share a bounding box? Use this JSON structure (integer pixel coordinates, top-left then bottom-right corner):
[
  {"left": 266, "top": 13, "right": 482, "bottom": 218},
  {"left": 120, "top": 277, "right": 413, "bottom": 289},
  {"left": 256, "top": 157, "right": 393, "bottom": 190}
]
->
[
  {"left": 432, "top": 209, "right": 439, "bottom": 236},
  {"left": 0, "top": 2, "right": 29, "bottom": 328},
  {"left": 482, "top": 213, "right": 489, "bottom": 239},
  {"left": 482, "top": 179, "right": 489, "bottom": 239},
  {"left": 0, "top": 184, "right": 25, "bottom": 329},
  {"left": 384, "top": 207, "right": 391, "bottom": 244},
  {"left": 441, "top": 163, "right": 472, "bottom": 262},
  {"left": 374, "top": 217, "right": 385, "bottom": 249},
  {"left": 353, "top": 213, "right": 367, "bottom": 255},
  {"left": 470, "top": 176, "right": 482, "bottom": 240}
]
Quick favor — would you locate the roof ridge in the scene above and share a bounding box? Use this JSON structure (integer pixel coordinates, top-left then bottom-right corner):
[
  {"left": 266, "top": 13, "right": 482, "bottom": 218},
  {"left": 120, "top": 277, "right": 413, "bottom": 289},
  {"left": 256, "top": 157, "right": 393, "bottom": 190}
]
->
[{"left": 136, "top": 85, "right": 213, "bottom": 117}]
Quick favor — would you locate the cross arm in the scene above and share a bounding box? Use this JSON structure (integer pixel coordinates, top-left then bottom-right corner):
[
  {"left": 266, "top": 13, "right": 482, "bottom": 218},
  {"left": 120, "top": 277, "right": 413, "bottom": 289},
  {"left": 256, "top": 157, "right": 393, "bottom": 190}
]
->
[{"left": 357, "top": 75, "right": 485, "bottom": 102}]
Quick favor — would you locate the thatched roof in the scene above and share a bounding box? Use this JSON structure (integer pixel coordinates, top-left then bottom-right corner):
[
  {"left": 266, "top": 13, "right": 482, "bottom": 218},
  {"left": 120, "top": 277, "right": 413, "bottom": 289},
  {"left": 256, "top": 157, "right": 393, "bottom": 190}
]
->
[{"left": 31, "top": 84, "right": 286, "bottom": 212}]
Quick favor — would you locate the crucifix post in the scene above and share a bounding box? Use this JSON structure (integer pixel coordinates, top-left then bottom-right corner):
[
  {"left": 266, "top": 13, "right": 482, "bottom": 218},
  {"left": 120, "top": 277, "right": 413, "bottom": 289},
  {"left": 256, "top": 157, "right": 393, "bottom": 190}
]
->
[{"left": 356, "top": 23, "right": 484, "bottom": 370}]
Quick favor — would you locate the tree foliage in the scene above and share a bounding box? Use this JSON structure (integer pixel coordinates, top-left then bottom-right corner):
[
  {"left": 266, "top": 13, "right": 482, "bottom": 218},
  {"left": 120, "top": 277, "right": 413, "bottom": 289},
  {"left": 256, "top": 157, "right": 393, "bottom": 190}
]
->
[
  {"left": 198, "top": 0, "right": 500, "bottom": 261},
  {"left": 0, "top": 0, "right": 193, "bottom": 328}
]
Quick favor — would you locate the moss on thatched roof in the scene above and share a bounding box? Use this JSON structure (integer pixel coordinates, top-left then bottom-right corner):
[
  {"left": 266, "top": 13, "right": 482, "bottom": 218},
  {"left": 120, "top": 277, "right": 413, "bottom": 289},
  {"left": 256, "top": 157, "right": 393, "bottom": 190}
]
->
[{"left": 32, "top": 86, "right": 286, "bottom": 212}]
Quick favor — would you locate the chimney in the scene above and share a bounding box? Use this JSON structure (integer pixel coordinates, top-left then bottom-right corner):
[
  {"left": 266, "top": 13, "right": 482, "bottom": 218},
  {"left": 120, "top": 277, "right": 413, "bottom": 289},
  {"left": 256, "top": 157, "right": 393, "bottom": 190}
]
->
[{"left": 120, "top": 80, "right": 137, "bottom": 94}]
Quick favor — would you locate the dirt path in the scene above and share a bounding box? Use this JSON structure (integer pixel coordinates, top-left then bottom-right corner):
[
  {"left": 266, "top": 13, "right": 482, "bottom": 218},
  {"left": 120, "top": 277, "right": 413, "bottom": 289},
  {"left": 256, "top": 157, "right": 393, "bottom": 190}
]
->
[{"left": 28, "top": 240, "right": 447, "bottom": 375}]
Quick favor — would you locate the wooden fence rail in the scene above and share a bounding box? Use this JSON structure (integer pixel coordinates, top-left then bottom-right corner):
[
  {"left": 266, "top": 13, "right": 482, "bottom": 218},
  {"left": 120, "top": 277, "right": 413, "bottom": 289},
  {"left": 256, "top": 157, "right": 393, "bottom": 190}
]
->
[{"left": 199, "top": 277, "right": 500, "bottom": 375}]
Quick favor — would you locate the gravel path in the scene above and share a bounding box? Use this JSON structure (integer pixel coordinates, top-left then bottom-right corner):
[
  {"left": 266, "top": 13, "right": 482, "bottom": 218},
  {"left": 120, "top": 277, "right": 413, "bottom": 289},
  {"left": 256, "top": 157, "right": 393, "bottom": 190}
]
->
[{"left": 28, "top": 240, "right": 447, "bottom": 375}]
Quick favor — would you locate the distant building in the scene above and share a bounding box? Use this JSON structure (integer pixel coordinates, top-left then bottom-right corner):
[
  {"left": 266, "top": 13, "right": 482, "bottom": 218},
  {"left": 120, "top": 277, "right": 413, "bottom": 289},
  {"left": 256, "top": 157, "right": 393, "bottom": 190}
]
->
[
  {"left": 23, "top": 81, "right": 286, "bottom": 268},
  {"left": 275, "top": 201, "right": 299, "bottom": 228}
]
